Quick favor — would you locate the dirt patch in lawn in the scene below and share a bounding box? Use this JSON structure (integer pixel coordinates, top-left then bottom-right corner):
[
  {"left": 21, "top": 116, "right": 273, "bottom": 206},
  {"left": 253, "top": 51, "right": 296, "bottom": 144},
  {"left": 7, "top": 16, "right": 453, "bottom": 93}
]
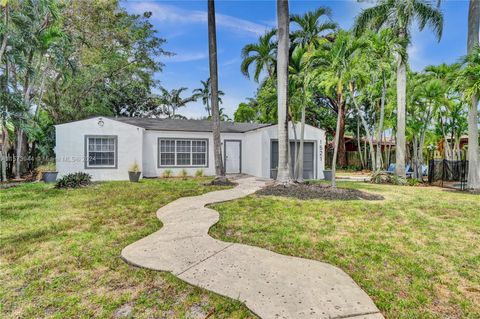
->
[
  {"left": 256, "top": 183, "right": 384, "bottom": 201},
  {"left": 206, "top": 179, "right": 237, "bottom": 187}
]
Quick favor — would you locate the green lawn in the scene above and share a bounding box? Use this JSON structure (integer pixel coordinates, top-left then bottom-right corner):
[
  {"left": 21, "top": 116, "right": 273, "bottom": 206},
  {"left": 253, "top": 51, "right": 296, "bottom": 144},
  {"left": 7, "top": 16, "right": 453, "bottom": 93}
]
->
[
  {"left": 2, "top": 179, "right": 479, "bottom": 319},
  {"left": 210, "top": 182, "right": 480, "bottom": 319},
  {"left": 0, "top": 178, "right": 254, "bottom": 319}
]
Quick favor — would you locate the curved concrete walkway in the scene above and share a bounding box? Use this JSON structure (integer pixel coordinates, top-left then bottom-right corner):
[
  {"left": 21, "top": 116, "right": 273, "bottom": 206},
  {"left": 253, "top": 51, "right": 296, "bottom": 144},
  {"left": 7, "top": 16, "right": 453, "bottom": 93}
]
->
[{"left": 121, "top": 177, "right": 383, "bottom": 319}]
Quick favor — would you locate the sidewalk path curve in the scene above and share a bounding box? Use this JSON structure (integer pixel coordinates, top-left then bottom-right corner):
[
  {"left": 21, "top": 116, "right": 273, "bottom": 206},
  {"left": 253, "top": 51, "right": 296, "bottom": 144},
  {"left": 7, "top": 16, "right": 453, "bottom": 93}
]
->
[{"left": 121, "top": 177, "right": 383, "bottom": 319}]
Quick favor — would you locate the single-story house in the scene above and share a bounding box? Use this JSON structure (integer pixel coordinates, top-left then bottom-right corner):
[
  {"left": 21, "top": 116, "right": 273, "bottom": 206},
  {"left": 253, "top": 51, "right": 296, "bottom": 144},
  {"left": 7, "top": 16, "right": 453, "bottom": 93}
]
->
[{"left": 55, "top": 117, "right": 326, "bottom": 181}]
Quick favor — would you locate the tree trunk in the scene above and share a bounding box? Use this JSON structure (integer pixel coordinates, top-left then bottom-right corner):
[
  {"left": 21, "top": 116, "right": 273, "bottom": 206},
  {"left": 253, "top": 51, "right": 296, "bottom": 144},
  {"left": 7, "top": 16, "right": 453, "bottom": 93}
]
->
[
  {"left": 350, "top": 87, "right": 376, "bottom": 171},
  {"left": 0, "top": 4, "right": 8, "bottom": 64},
  {"left": 395, "top": 52, "right": 407, "bottom": 177},
  {"left": 289, "top": 114, "right": 298, "bottom": 179},
  {"left": 275, "top": 0, "right": 290, "bottom": 183},
  {"left": 331, "top": 99, "right": 343, "bottom": 188},
  {"left": 296, "top": 105, "right": 305, "bottom": 182},
  {"left": 1, "top": 124, "right": 8, "bottom": 182},
  {"left": 337, "top": 104, "right": 347, "bottom": 167},
  {"left": 208, "top": 0, "right": 225, "bottom": 178},
  {"left": 376, "top": 73, "right": 387, "bottom": 171},
  {"left": 357, "top": 115, "right": 364, "bottom": 169},
  {"left": 15, "top": 128, "right": 23, "bottom": 179},
  {"left": 467, "top": 0, "right": 480, "bottom": 190}
]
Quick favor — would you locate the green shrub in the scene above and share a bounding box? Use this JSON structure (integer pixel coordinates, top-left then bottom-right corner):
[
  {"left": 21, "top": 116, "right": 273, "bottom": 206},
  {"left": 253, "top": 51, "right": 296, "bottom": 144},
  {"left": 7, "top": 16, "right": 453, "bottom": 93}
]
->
[
  {"left": 370, "top": 171, "right": 407, "bottom": 186},
  {"left": 195, "top": 169, "right": 204, "bottom": 177},
  {"left": 407, "top": 178, "right": 421, "bottom": 186},
  {"left": 55, "top": 172, "right": 92, "bottom": 189},
  {"left": 162, "top": 169, "right": 173, "bottom": 178},
  {"left": 178, "top": 169, "right": 188, "bottom": 179}
]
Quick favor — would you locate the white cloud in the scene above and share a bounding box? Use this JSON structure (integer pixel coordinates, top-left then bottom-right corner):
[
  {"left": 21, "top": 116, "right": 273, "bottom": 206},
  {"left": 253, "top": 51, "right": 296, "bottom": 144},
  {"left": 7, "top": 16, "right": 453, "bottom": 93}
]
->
[
  {"left": 127, "top": 2, "right": 268, "bottom": 36},
  {"left": 167, "top": 51, "right": 208, "bottom": 63}
]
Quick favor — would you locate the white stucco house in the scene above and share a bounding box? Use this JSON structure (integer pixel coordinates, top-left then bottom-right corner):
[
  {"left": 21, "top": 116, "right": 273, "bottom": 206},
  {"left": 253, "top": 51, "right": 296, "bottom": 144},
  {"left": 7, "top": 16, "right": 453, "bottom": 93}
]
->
[{"left": 55, "top": 117, "right": 326, "bottom": 181}]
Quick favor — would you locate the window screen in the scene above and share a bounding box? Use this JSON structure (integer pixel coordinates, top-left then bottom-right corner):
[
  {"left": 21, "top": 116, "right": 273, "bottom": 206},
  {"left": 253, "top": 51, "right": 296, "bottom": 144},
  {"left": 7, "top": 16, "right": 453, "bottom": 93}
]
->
[
  {"left": 158, "top": 139, "right": 207, "bottom": 167},
  {"left": 86, "top": 136, "right": 117, "bottom": 168}
]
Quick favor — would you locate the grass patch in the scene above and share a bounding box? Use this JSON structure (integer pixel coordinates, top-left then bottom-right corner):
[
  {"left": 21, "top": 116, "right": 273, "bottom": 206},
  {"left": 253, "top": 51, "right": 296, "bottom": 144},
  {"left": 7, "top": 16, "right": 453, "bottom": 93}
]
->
[
  {"left": 0, "top": 178, "right": 254, "bottom": 319},
  {"left": 210, "top": 182, "right": 480, "bottom": 319}
]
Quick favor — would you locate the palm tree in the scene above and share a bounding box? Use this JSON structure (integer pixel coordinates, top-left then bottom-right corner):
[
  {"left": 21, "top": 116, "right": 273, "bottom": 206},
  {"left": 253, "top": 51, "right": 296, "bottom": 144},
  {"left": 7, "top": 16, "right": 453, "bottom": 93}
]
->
[
  {"left": 241, "top": 29, "right": 277, "bottom": 82},
  {"left": 290, "top": 7, "right": 337, "bottom": 48},
  {"left": 459, "top": 46, "right": 480, "bottom": 188},
  {"left": 466, "top": 0, "right": 480, "bottom": 190},
  {"left": 353, "top": 0, "right": 443, "bottom": 178},
  {"left": 288, "top": 8, "right": 337, "bottom": 181},
  {"left": 208, "top": 0, "right": 225, "bottom": 180},
  {"left": 307, "top": 30, "right": 364, "bottom": 187},
  {"left": 366, "top": 29, "right": 404, "bottom": 171},
  {"left": 288, "top": 45, "right": 308, "bottom": 181},
  {"left": 275, "top": 0, "right": 290, "bottom": 184},
  {"left": 193, "top": 78, "right": 224, "bottom": 117},
  {"left": 158, "top": 87, "right": 197, "bottom": 118}
]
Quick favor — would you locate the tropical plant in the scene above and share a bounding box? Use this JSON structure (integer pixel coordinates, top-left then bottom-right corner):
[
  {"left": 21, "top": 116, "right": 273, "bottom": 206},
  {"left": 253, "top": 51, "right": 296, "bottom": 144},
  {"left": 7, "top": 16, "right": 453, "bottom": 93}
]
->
[
  {"left": 288, "top": 7, "right": 336, "bottom": 181},
  {"left": 306, "top": 30, "right": 365, "bottom": 187},
  {"left": 193, "top": 78, "right": 225, "bottom": 117},
  {"left": 129, "top": 161, "right": 141, "bottom": 173},
  {"left": 353, "top": 0, "right": 444, "bottom": 177},
  {"left": 290, "top": 6, "right": 337, "bottom": 48},
  {"left": 241, "top": 29, "right": 277, "bottom": 82},
  {"left": 195, "top": 169, "right": 204, "bottom": 177},
  {"left": 162, "top": 169, "right": 173, "bottom": 178},
  {"left": 178, "top": 168, "right": 188, "bottom": 179},
  {"left": 55, "top": 172, "right": 92, "bottom": 189},
  {"left": 157, "top": 87, "right": 197, "bottom": 119}
]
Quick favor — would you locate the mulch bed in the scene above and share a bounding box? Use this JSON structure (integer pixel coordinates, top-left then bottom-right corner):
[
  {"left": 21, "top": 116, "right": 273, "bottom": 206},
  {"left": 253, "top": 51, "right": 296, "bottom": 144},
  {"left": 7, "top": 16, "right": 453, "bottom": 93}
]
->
[{"left": 256, "top": 183, "right": 384, "bottom": 201}]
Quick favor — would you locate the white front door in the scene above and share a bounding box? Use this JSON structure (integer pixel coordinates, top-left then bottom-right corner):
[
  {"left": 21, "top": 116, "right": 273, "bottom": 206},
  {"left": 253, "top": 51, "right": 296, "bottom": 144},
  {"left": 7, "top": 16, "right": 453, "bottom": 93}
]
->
[{"left": 225, "top": 140, "right": 241, "bottom": 174}]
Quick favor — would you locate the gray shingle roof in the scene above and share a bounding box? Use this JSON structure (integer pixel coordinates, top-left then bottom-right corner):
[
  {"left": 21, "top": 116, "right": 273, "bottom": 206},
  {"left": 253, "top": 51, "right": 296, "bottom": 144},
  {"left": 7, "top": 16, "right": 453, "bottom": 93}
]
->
[{"left": 108, "top": 117, "right": 272, "bottom": 133}]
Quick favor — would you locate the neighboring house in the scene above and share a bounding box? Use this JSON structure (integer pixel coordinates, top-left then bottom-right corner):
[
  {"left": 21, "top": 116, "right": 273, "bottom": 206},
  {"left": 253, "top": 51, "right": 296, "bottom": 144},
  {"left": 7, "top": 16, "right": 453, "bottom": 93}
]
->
[{"left": 55, "top": 117, "right": 326, "bottom": 181}]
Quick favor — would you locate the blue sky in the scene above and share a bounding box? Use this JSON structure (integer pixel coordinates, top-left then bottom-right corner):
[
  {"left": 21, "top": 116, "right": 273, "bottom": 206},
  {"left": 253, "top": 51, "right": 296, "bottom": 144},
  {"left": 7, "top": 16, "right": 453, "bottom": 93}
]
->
[{"left": 123, "top": 0, "right": 470, "bottom": 119}]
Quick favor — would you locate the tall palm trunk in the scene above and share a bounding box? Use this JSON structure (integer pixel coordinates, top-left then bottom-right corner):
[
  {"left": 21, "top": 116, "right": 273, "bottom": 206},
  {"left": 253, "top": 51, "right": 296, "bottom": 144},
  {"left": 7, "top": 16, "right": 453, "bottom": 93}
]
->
[
  {"left": 296, "top": 105, "right": 306, "bottom": 182},
  {"left": 376, "top": 73, "right": 387, "bottom": 171},
  {"left": 357, "top": 115, "right": 365, "bottom": 169},
  {"left": 1, "top": 125, "right": 7, "bottom": 182},
  {"left": 208, "top": 0, "right": 225, "bottom": 179},
  {"left": 337, "top": 108, "right": 347, "bottom": 167},
  {"left": 331, "top": 94, "right": 343, "bottom": 188},
  {"left": 275, "top": 0, "right": 290, "bottom": 183},
  {"left": 395, "top": 51, "right": 407, "bottom": 178},
  {"left": 467, "top": 0, "right": 480, "bottom": 190}
]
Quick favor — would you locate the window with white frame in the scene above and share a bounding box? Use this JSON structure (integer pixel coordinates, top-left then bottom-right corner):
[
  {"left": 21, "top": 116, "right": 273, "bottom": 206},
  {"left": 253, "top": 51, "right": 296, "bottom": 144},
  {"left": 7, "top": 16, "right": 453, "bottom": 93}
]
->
[
  {"left": 158, "top": 139, "right": 207, "bottom": 167},
  {"left": 85, "top": 136, "right": 117, "bottom": 168}
]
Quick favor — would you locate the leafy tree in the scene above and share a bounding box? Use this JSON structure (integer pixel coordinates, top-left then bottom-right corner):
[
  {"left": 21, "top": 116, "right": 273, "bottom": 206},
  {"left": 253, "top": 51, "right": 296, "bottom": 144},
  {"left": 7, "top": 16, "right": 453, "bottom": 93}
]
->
[
  {"left": 290, "top": 7, "right": 337, "bottom": 48},
  {"left": 241, "top": 29, "right": 277, "bottom": 83},
  {"left": 193, "top": 78, "right": 224, "bottom": 117},
  {"left": 353, "top": 0, "right": 443, "bottom": 177},
  {"left": 306, "top": 30, "right": 365, "bottom": 186},
  {"left": 234, "top": 100, "right": 258, "bottom": 123},
  {"left": 156, "top": 87, "right": 197, "bottom": 119}
]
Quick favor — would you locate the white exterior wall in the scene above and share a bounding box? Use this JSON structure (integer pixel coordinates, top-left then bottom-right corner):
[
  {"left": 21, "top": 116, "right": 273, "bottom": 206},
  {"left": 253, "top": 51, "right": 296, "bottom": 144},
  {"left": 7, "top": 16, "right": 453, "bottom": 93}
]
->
[
  {"left": 142, "top": 130, "right": 245, "bottom": 178},
  {"left": 55, "top": 119, "right": 325, "bottom": 181},
  {"left": 55, "top": 117, "right": 144, "bottom": 181},
  {"left": 244, "top": 123, "right": 326, "bottom": 179}
]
